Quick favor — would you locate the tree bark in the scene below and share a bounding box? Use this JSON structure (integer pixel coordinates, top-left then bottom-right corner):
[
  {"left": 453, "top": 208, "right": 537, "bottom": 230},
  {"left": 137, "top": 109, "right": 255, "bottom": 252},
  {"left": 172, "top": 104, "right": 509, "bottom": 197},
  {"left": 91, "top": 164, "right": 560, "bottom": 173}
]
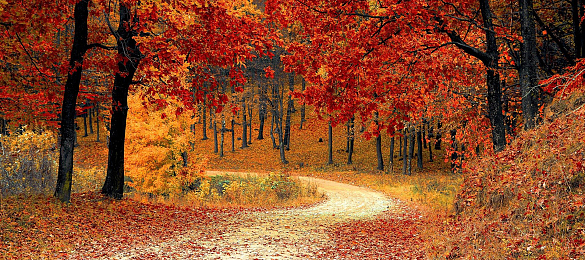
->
[
  {"left": 519, "top": 0, "right": 541, "bottom": 129},
  {"left": 241, "top": 99, "right": 248, "bottom": 149},
  {"left": 258, "top": 96, "right": 266, "bottom": 140},
  {"left": 220, "top": 116, "right": 225, "bottom": 157},
  {"left": 408, "top": 127, "right": 415, "bottom": 175},
  {"left": 347, "top": 117, "right": 354, "bottom": 165},
  {"left": 402, "top": 129, "right": 409, "bottom": 175},
  {"left": 213, "top": 116, "right": 218, "bottom": 153},
  {"left": 328, "top": 120, "right": 333, "bottom": 165},
  {"left": 102, "top": 1, "right": 142, "bottom": 199},
  {"left": 444, "top": 0, "right": 507, "bottom": 152},
  {"left": 389, "top": 136, "right": 395, "bottom": 173},
  {"left": 55, "top": 0, "right": 90, "bottom": 203},
  {"left": 299, "top": 77, "right": 306, "bottom": 130},
  {"left": 572, "top": 0, "right": 584, "bottom": 58},
  {"left": 248, "top": 103, "right": 252, "bottom": 145},
  {"left": 283, "top": 73, "right": 294, "bottom": 150},
  {"left": 416, "top": 126, "right": 423, "bottom": 170},
  {"left": 201, "top": 100, "right": 208, "bottom": 140}
]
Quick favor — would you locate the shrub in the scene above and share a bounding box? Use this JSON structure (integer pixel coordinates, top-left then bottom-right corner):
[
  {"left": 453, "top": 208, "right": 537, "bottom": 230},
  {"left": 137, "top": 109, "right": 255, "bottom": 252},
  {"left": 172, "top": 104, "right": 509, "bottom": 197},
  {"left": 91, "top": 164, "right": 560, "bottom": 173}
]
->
[{"left": 0, "top": 128, "right": 57, "bottom": 196}]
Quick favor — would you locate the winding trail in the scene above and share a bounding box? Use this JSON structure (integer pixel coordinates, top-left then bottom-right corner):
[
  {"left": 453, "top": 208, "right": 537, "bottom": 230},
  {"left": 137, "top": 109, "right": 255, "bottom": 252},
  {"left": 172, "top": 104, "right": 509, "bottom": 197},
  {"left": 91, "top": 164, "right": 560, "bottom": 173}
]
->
[{"left": 112, "top": 172, "right": 395, "bottom": 259}]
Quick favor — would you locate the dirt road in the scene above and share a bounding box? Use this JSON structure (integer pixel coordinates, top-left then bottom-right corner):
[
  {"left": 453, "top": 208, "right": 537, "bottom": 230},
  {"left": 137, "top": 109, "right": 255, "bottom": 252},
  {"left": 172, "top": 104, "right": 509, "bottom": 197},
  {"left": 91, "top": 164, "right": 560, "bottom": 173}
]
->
[{"left": 111, "top": 173, "right": 395, "bottom": 259}]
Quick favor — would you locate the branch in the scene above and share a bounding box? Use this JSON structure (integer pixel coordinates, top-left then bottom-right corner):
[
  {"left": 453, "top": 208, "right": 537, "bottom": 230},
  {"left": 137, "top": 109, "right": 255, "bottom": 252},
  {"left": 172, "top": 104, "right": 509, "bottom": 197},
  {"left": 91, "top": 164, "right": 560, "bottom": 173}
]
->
[
  {"left": 87, "top": 43, "right": 116, "bottom": 50},
  {"left": 532, "top": 9, "right": 575, "bottom": 65},
  {"left": 444, "top": 30, "right": 493, "bottom": 66}
]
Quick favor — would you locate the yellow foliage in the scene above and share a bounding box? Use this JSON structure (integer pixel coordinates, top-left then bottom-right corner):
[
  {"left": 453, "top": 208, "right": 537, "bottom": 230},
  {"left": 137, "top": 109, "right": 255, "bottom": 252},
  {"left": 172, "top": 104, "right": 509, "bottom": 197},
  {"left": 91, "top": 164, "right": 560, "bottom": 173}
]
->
[
  {"left": 125, "top": 94, "right": 204, "bottom": 195},
  {"left": 0, "top": 127, "right": 57, "bottom": 196}
]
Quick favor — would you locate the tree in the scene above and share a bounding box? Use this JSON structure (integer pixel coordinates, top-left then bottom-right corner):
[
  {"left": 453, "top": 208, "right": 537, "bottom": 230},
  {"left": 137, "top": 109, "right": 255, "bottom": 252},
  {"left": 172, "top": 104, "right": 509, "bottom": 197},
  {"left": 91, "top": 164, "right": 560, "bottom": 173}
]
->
[
  {"left": 519, "top": 0, "right": 541, "bottom": 129},
  {"left": 102, "top": 1, "right": 143, "bottom": 199},
  {"left": 55, "top": 0, "right": 91, "bottom": 203}
]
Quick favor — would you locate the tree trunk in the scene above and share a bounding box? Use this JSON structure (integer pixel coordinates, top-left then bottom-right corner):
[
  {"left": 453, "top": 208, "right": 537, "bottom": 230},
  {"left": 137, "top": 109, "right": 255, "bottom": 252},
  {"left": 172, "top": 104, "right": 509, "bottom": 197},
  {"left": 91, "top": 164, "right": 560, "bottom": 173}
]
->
[
  {"left": 328, "top": 120, "right": 333, "bottom": 165},
  {"left": 241, "top": 99, "right": 248, "bottom": 149},
  {"left": 519, "top": 0, "right": 541, "bottom": 130},
  {"left": 572, "top": 0, "right": 584, "bottom": 58},
  {"left": 416, "top": 126, "right": 423, "bottom": 170},
  {"left": 444, "top": 0, "right": 507, "bottom": 152},
  {"left": 248, "top": 103, "right": 252, "bottom": 145},
  {"left": 270, "top": 113, "right": 277, "bottom": 149},
  {"left": 347, "top": 117, "right": 354, "bottom": 165},
  {"left": 258, "top": 97, "right": 266, "bottom": 140},
  {"left": 284, "top": 73, "right": 294, "bottom": 150},
  {"left": 213, "top": 116, "right": 218, "bottom": 153},
  {"left": 82, "top": 112, "right": 88, "bottom": 137},
  {"left": 408, "top": 127, "right": 415, "bottom": 175},
  {"left": 299, "top": 77, "right": 306, "bottom": 130},
  {"left": 96, "top": 102, "right": 100, "bottom": 142},
  {"left": 201, "top": 101, "right": 208, "bottom": 140},
  {"left": 428, "top": 125, "right": 434, "bottom": 162},
  {"left": 402, "top": 129, "right": 409, "bottom": 175},
  {"left": 88, "top": 106, "right": 93, "bottom": 134},
  {"left": 102, "top": 1, "right": 142, "bottom": 199},
  {"left": 220, "top": 116, "right": 225, "bottom": 157},
  {"left": 231, "top": 118, "right": 235, "bottom": 152},
  {"left": 55, "top": 0, "right": 90, "bottom": 203},
  {"left": 435, "top": 121, "right": 441, "bottom": 150},
  {"left": 389, "top": 136, "right": 395, "bottom": 173},
  {"left": 450, "top": 129, "right": 458, "bottom": 172},
  {"left": 376, "top": 133, "right": 384, "bottom": 171}
]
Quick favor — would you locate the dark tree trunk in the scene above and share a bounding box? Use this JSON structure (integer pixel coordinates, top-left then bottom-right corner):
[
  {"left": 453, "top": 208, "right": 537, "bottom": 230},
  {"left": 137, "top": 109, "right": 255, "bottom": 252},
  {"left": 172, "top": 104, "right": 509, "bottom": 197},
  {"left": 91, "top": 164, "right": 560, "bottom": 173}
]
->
[
  {"left": 519, "top": 0, "right": 541, "bottom": 129},
  {"left": 347, "top": 117, "right": 355, "bottom": 165},
  {"left": 399, "top": 130, "right": 402, "bottom": 157},
  {"left": 258, "top": 97, "right": 266, "bottom": 140},
  {"left": 241, "top": 100, "right": 248, "bottom": 149},
  {"left": 220, "top": 117, "right": 225, "bottom": 157},
  {"left": 376, "top": 133, "right": 384, "bottom": 171},
  {"left": 572, "top": 0, "right": 584, "bottom": 58},
  {"left": 299, "top": 77, "right": 306, "bottom": 130},
  {"left": 402, "top": 129, "right": 409, "bottom": 175},
  {"left": 201, "top": 101, "right": 208, "bottom": 140},
  {"left": 450, "top": 129, "right": 458, "bottom": 172},
  {"left": 55, "top": 0, "right": 90, "bottom": 203},
  {"left": 213, "top": 116, "right": 218, "bottom": 153},
  {"left": 389, "top": 136, "right": 395, "bottom": 173},
  {"left": 435, "top": 121, "right": 441, "bottom": 150},
  {"left": 408, "top": 128, "right": 415, "bottom": 175},
  {"left": 328, "top": 120, "right": 333, "bottom": 165},
  {"left": 283, "top": 73, "right": 294, "bottom": 150},
  {"left": 270, "top": 113, "right": 277, "bottom": 149},
  {"left": 427, "top": 122, "right": 433, "bottom": 162},
  {"left": 248, "top": 103, "right": 252, "bottom": 145},
  {"left": 231, "top": 119, "right": 235, "bottom": 152},
  {"left": 417, "top": 126, "right": 423, "bottom": 170},
  {"left": 444, "top": 0, "right": 507, "bottom": 152},
  {"left": 422, "top": 120, "right": 427, "bottom": 149},
  {"left": 88, "top": 106, "right": 93, "bottom": 134},
  {"left": 82, "top": 112, "right": 88, "bottom": 137},
  {"left": 102, "top": 2, "right": 142, "bottom": 199},
  {"left": 96, "top": 102, "right": 100, "bottom": 142}
]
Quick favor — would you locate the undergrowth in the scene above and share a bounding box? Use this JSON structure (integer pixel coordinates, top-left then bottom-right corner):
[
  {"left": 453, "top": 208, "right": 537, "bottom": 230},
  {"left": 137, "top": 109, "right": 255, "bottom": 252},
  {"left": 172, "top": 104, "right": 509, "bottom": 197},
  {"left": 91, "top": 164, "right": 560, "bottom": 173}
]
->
[
  {"left": 129, "top": 173, "right": 322, "bottom": 208},
  {"left": 427, "top": 90, "right": 585, "bottom": 259}
]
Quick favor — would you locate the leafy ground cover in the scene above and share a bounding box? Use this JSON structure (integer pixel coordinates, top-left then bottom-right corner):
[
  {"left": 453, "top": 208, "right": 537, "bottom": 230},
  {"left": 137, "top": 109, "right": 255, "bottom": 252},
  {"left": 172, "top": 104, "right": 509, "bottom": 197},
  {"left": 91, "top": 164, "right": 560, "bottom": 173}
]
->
[{"left": 0, "top": 191, "right": 243, "bottom": 259}]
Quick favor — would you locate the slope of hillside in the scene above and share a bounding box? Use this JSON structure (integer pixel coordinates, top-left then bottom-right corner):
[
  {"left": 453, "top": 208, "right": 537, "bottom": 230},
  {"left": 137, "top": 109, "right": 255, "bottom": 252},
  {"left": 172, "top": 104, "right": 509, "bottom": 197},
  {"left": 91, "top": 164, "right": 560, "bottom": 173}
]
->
[{"left": 431, "top": 91, "right": 585, "bottom": 258}]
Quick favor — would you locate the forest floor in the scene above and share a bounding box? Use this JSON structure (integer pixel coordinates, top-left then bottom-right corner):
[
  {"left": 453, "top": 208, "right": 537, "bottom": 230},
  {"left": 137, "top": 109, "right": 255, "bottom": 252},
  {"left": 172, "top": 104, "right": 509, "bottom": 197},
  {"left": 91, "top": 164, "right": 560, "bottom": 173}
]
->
[{"left": 73, "top": 174, "right": 425, "bottom": 259}]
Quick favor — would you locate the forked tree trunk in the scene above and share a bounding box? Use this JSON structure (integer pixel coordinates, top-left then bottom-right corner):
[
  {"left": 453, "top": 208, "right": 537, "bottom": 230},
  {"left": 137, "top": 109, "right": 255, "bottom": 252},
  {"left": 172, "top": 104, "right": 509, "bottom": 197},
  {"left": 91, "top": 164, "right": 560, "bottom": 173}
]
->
[{"left": 102, "top": 1, "right": 143, "bottom": 199}]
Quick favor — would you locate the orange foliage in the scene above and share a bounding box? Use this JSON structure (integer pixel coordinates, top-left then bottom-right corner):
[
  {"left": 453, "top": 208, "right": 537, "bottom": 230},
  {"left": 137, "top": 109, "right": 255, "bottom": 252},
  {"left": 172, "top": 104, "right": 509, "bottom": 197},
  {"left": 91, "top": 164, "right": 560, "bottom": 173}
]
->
[{"left": 430, "top": 90, "right": 585, "bottom": 258}]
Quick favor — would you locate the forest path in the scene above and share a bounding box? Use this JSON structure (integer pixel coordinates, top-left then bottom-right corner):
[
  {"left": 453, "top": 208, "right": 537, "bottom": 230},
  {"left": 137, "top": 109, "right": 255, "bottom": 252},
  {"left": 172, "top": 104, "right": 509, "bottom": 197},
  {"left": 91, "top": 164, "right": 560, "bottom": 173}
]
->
[{"left": 112, "top": 172, "right": 395, "bottom": 259}]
